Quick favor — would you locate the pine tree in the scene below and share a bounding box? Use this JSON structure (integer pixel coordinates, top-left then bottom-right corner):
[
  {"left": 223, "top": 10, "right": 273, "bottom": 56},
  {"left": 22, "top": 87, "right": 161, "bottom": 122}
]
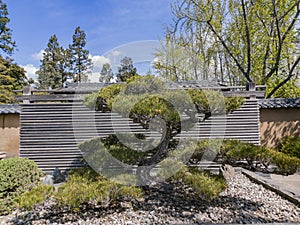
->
[
  {"left": 99, "top": 63, "right": 113, "bottom": 83},
  {"left": 0, "top": 0, "right": 16, "bottom": 55},
  {"left": 69, "top": 26, "right": 92, "bottom": 83},
  {"left": 37, "top": 35, "right": 69, "bottom": 89},
  {"left": 116, "top": 56, "right": 137, "bottom": 82}
]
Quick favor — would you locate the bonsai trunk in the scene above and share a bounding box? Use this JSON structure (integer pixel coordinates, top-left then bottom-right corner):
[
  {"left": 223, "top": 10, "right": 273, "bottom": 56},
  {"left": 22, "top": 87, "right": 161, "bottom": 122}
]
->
[{"left": 136, "top": 125, "right": 172, "bottom": 186}]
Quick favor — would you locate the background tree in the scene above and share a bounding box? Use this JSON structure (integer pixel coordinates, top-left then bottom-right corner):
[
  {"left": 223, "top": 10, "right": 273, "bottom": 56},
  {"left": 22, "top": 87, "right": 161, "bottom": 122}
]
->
[
  {"left": 69, "top": 26, "right": 92, "bottom": 83},
  {"left": 99, "top": 63, "right": 113, "bottom": 83},
  {"left": 0, "top": 0, "right": 27, "bottom": 103},
  {"left": 0, "top": 0, "right": 16, "bottom": 55},
  {"left": 159, "top": 0, "right": 300, "bottom": 97},
  {"left": 116, "top": 56, "right": 138, "bottom": 82},
  {"left": 0, "top": 56, "right": 27, "bottom": 103},
  {"left": 36, "top": 35, "right": 69, "bottom": 89}
]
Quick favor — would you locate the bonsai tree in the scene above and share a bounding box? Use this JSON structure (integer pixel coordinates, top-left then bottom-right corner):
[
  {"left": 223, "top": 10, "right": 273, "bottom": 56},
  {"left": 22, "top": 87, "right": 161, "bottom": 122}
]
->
[{"left": 82, "top": 75, "right": 244, "bottom": 185}]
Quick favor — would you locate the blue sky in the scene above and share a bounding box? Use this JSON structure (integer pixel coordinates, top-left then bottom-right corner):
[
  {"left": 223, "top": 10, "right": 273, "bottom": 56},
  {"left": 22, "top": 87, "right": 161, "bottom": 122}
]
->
[{"left": 6, "top": 0, "right": 174, "bottom": 81}]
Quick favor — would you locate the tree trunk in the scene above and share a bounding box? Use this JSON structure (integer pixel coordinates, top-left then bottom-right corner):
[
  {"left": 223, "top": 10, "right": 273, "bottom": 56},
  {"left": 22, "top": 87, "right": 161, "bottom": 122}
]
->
[{"left": 136, "top": 126, "right": 172, "bottom": 186}]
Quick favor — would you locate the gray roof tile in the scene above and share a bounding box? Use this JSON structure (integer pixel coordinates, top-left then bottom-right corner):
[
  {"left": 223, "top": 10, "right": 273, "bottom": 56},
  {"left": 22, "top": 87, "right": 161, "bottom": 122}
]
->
[
  {"left": 259, "top": 98, "right": 300, "bottom": 109},
  {"left": 0, "top": 104, "right": 21, "bottom": 114}
]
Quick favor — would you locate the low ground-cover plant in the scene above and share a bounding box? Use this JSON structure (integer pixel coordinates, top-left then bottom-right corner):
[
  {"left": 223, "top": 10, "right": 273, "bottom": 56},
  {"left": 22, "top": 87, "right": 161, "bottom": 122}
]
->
[
  {"left": 16, "top": 185, "right": 54, "bottom": 210},
  {"left": 14, "top": 166, "right": 144, "bottom": 212},
  {"left": 0, "top": 157, "right": 44, "bottom": 215},
  {"left": 276, "top": 136, "right": 300, "bottom": 159},
  {"left": 170, "top": 166, "right": 227, "bottom": 200},
  {"left": 54, "top": 166, "right": 143, "bottom": 211}
]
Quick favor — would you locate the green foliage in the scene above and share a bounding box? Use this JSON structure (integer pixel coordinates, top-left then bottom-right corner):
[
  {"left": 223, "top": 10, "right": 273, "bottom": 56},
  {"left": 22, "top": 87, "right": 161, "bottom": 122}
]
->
[
  {"left": 219, "top": 139, "right": 300, "bottom": 175},
  {"left": 69, "top": 26, "right": 92, "bottom": 83},
  {"left": 163, "top": 0, "right": 300, "bottom": 97},
  {"left": 55, "top": 167, "right": 143, "bottom": 211},
  {"left": 0, "top": 0, "right": 16, "bottom": 55},
  {"left": 172, "top": 167, "right": 227, "bottom": 200},
  {"left": 16, "top": 185, "right": 54, "bottom": 210},
  {"left": 116, "top": 56, "right": 138, "bottom": 82},
  {"left": 0, "top": 56, "right": 27, "bottom": 103},
  {"left": 79, "top": 135, "right": 150, "bottom": 166},
  {"left": 84, "top": 84, "right": 124, "bottom": 111},
  {"left": 0, "top": 158, "right": 44, "bottom": 215},
  {"left": 266, "top": 77, "right": 300, "bottom": 98},
  {"left": 125, "top": 74, "right": 142, "bottom": 83},
  {"left": 37, "top": 35, "right": 71, "bottom": 89},
  {"left": 85, "top": 76, "right": 244, "bottom": 128},
  {"left": 83, "top": 76, "right": 245, "bottom": 175},
  {"left": 269, "top": 149, "right": 300, "bottom": 175},
  {"left": 276, "top": 136, "right": 300, "bottom": 159}
]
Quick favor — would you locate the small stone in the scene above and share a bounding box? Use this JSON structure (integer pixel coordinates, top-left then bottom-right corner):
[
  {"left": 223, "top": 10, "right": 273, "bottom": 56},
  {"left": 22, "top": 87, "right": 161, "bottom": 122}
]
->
[
  {"left": 120, "top": 202, "right": 132, "bottom": 209},
  {"left": 182, "top": 211, "right": 192, "bottom": 217},
  {"left": 43, "top": 175, "right": 54, "bottom": 186}
]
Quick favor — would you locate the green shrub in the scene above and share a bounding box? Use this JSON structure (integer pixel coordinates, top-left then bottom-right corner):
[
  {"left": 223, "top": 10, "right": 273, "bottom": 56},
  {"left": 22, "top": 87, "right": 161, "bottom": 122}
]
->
[
  {"left": 172, "top": 167, "right": 227, "bottom": 200},
  {"left": 276, "top": 136, "right": 300, "bottom": 159},
  {"left": 16, "top": 185, "right": 54, "bottom": 210},
  {"left": 269, "top": 149, "right": 300, "bottom": 175},
  {"left": 55, "top": 166, "right": 143, "bottom": 211},
  {"left": 0, "top": 158, "right": 44, "bottom": 215},
  {"left": 219, "top": 140, "right": 300, "bottom": 175}
]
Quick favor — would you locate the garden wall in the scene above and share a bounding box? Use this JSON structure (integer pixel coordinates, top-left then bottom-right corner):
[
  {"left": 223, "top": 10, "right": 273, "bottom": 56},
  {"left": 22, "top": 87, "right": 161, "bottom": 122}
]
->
[
  {"left": 0, "top": 113, "right": 20, "bottom": 157},
  {"left": 260, "top": 108, "right": 300, "bottom": 148}
]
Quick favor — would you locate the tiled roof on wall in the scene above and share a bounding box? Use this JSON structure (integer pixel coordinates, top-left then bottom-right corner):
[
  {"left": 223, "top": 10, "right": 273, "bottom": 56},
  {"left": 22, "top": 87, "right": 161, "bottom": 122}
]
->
[
  {"left": 0, "top": 104, "right": 21, "bottom": 114},
  {"left": 259, "top": 98, "right": 300, "bottom": 109}
]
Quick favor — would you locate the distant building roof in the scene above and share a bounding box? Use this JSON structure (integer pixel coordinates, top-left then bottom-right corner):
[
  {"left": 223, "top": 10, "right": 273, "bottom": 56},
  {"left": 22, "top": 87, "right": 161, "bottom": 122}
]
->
[
  {"left": 259, "top": 98, "right": 300, "bottom": 109},
  {"left": 166, "top": 80, "right": 225, "bottom": 89},
  {"left": 0, "top": 104, "right": 21, "bottom": 114}
]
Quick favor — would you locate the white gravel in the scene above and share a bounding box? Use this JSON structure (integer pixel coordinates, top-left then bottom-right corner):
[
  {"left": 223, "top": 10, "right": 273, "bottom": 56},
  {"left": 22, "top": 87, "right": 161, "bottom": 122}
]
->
[{"left": 1, "top": 172, "right": 299, "bottom": 225}]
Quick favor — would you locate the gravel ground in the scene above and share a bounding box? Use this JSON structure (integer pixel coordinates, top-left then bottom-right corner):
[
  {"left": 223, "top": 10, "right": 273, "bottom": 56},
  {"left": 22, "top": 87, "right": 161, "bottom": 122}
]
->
[{"left": 0, "top": 172, "right": 299, "bottom": 225}]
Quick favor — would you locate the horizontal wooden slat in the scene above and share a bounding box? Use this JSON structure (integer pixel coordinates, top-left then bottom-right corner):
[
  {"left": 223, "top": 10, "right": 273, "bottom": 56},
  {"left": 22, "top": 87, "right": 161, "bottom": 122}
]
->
[{"left": 20, "top": 99, "right": 260, "bottom": 173}]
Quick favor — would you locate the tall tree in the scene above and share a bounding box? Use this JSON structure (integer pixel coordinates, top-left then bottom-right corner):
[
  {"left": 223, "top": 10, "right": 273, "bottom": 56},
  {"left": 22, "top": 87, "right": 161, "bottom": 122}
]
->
[
  {"left": 116, "top": 56, "right": 138, "bottom": 82},
  {"left": 0, "top": 0, "right": 16, "bottom": 55},
  {"left": 69, "top": 26, "right": 92, "bottom": 83},
  {"left": 99, "top": 63, "right": 113, "bottom": 83},
  {"left": 0, "top": 56, "right": 27, "bottom": 103},
  {"left": 162, "top": 0, "right": 300, "bottom": 97},
  {"left": 37, "top": 35, "right": 70, "bottom": 89}
]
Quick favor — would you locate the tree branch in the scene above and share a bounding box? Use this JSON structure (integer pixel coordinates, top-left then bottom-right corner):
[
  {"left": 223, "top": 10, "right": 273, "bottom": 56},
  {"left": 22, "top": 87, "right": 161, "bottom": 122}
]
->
[
  {"left": 241, "top": 0, "right": 252, "bottom": 79},
  {"left": 267, "top": 54, "right": 300, "bottom": 98},
  {"left": 265, "top": 0, "right": 300, "bottom": 82}
]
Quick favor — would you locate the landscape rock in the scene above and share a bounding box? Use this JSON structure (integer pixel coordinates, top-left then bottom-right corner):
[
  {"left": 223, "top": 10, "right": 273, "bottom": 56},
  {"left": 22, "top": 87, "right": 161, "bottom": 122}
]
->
[
  {"left": 52, "top": 167, "right": 65, "bottom": 184},
  {"left": 42, "top": 175, "right": 54, "bottom": 186}
]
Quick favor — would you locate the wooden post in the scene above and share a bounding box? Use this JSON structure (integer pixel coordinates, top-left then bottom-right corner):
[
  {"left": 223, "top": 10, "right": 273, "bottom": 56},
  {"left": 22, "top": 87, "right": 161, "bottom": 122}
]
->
[
  {"left": 23, "top": 86, "right": 32, "bottom": 104},
  {"left": 246, "top": 82, "right": 256, "bottom": 99}
]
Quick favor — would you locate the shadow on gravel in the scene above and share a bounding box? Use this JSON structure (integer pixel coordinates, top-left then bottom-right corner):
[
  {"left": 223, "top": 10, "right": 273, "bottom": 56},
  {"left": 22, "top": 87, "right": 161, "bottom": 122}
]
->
[{"left": 8, "top": 182, "right": 295, "bottom": 224}]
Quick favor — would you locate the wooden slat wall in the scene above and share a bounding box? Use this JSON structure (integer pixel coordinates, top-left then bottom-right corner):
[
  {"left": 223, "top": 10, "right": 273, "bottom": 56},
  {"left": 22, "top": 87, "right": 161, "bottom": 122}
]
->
[
  {"left": 178, "top": 99, "right": 260, "bottom": 144},
  {"left": 20, "top": 99, "right": 260, "bottom": 173}
]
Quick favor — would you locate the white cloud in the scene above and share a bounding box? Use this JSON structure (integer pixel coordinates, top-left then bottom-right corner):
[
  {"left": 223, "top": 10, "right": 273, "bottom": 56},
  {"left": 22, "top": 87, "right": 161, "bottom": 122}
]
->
[
  {"left": 88, "top": 72, "right": 100, "bottom": 83},
  {"left": 90, "top": 54, "right": 110, "bottom": 69},
  {"left": 111, "top": 50, "right": 121, "bottom": 57},
  {"left": 32, "top": 50, "right": 45, "bottom": 61},
  {"left": 22, "top": 64, "right": 38, "bottom": 81}
]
